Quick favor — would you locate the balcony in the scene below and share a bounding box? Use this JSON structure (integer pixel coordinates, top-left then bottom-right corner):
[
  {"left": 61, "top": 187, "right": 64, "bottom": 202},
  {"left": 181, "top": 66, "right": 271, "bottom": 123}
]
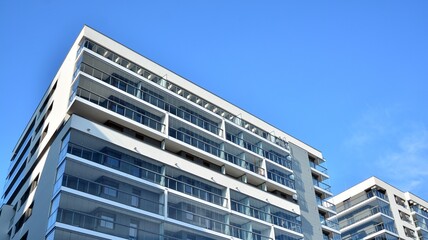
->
[
  {"left": 226, "top": 132, "right": 292, "bottom": 170},
  {"left": 63, "top": 143, "right": 226, "bottom": 206},
  {"left": 338, "top": 204, "right": 392, "bottom": 229},
  {"left": 168, "top": 200, "right": 272, "bottom": 239},
  {"left": 336, "top": 189, "right": 388, "bottom": 213},
  {"left": 230, "top": 200, "right": 302, "bottom": 234},
  {"left": 72, "top": 86, "right": 165, "bottom": 133},
  {"left": 51, "top": 208, "right": 166, "bottom": 240},
  {"left": 316, "top": 197, "right": 337, "bottom": 212},
  {"left": 341, "top": 221, "right": 397, "bottom": 240},
  {"left": 313, "top": 179, "right": 332, "bottom": 193},
  {"left": 58, "top": 174, "right": 163, "bottom": 215},
  {"left": 411, "top": 205, "right": 428, "bottom": 218},
  {"left": 321, "top": 218, "right": 340, "bottom": 231},
  {"left": 310, "top": 161, "right": 328, "bottom": 174},
  {"left": 267, "top": 169, "right": 295, "bottom": 189},
  {"left": 169, "top": 127, "right": 265, "bottom": 176},
  {"left": 77, "top": 61, "right": 222, "bottom": 136}
]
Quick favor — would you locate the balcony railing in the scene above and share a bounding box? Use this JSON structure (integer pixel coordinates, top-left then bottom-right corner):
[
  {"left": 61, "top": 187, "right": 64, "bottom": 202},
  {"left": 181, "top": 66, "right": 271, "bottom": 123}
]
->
[
  {"left": 342, "top": 221, "right": 397, "bottom": 240},
  {"left": 336, "top": 190, "right": 388, "bottom": 213},
  {"left": 313, "top": 179, "right": 331, "bottom": 192},
  {"left": 310, "top": 161, "right": 328, "bottom": 174},
  {"left": 323, "top": 233, "right": 342, "bottom": 240},
  {"left": 267, "top": 170, "right": 295, "bottom": 189},
  {"left": 63, "top": 143, "right": 227, "bottom": 207},
  {"left": 316, "top": 197, "right": 336, "bottom": 212},
  {"left": 52, "top": 208, "right": 179, "bottom": 240},
  {"left": 72, "top": 87, "right": 165, "bottom": 132},
  {"left": 78, "top": 62, "right": 222, "bottom": 136},
  {"left": 321, "top": 218, "right": 340, "bottom": 231},
  {"left": 59, "top": 174, "right": 163, "bottom": 215},
  {"left": 338, "top": 205, "right": 392, "bottom": 229},
  {"left": 168, "top": 204, "right": 272, "bottom": 240},
  {"left": 226, "top": 133, "right": 292, "bottom": 170},
  {"left": 169, "top": 127, "right": 265, "bottom": 176},
  {"left": 164, "top": 177, "right": 226, "bottom": 207},
  {"left": 231, "top": 200, "right": 302, "bottom": 233},
  {"left": 411, "top": 205, "right": 428, "bottom": 218}
]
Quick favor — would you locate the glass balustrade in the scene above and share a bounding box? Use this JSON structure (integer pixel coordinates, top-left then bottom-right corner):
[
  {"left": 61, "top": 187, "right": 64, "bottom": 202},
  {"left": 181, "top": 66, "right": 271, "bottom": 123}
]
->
[
  {"left": 226, "top": 132, "right": 292, "bottom": 170},
  {"left": 72, "top": 87, "right": 164, "bottom": 132},
  {"left": 267, "top": 170, "right": 295, "bottom": 189},
  {"left": 169, "top": 127, "right": 265, "bottom": 176},
  {"left": 77, "top": 62, "right": 222, "bottom": 136},
  {"left": 338, "top": 205, "right": 392, "bottom": 229},
  {"left": 316, "top": 197, "right": 336, "bottom": 212},
  {"left": 52, "top": 208, "right": 166, "bottom": 240},
  {"left": 58, "top": 174, "right": 163, "bottom": 215},
  {"left": 336, "top": 190, "right": 388, "bottom": 213},
  {"left": 62, "top": 143, "right": 226, "bottom": 206},
  {"left": 230, "top": 200, "right": 302, "bottom": 233},
  {"left": 313, "top": 179, "right": 331, "bottom": 192},
  {"left": 310, "top": 161, "right": 328, "bottom": 174}
]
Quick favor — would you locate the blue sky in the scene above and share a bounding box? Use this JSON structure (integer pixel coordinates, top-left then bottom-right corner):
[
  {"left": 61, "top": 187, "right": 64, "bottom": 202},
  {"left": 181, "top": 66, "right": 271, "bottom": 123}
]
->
[{"left": 1, "top": 1, "right": 427, "bottom": 200}]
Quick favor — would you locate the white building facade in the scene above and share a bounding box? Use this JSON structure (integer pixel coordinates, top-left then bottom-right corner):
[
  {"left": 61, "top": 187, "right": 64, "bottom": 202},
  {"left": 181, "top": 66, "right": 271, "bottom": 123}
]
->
[
  {"left": 331, "top": 177, "right": 428, "bottom": 240},
  {"left": 0, "top": 26, "right": 339, "bottom": 240}
]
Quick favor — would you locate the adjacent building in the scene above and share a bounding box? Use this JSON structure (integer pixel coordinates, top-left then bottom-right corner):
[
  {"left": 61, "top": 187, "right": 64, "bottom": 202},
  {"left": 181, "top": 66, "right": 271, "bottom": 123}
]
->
[
  {"left": 331, "top": 177, "right": 428, "bottom": 240},
  {"left": 0, "top": 26, "right": 339, "bottom": 240}
]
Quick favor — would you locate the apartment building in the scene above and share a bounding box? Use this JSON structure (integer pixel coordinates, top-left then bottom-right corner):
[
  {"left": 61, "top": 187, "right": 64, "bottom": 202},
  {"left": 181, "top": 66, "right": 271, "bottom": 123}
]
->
[
  {"left": 331, "top": 177, "right": 428, "bottom": 240},
  {"left": 0, "top": 26, "right": 339, "bottom": 240}
]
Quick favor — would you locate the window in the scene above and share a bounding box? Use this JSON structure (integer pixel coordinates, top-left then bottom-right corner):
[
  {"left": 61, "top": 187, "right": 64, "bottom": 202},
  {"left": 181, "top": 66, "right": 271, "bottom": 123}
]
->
[
  {"left": 404, "top": 226, "right": 416, "bottom": 238},
  {"left": 99, "top": 214, "right": 114, "bottom": 229},
  {"left": 129, "top": 220, "right": 138, "bottom": 239},
  {"left": 101, "top": 179, "right": 118, "bottom": 197},
  {"left": 399, "top": 210, "right": 411, "bottom": 222},
  {"left": 131, "top": 188, "right": 140, "bottom": 207},
  {"left": 395, "top": 195, "right": 406, "bottom": 208}
]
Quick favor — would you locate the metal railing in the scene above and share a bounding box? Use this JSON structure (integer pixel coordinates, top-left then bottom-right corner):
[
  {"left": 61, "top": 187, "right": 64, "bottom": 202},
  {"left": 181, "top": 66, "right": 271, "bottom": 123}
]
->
[
  {"left": 169, "top": 127, "right": 265, "bottom": 176},
  {"left": 226, "top": 132, "right": 292, "bottom": 170},
  {"left": 316, "top": 197, "right": 336, "bottom": 212},
  {"left": 63, "top": 143, "right": 226, "bottom": 206},
  {"left": 313, "top": 179, "right": 331, "bottom": 192},
  {"left": 231, "top": 200, "right": 302, "bottom": 233},
  {"left": 73, "top": 87, "right": 165, "bottom": 132},
  {"left": 267, "top": 170, "right": 295, "bottom": 189},
  {"left": 168, "top": 205, "right": 272, "bottom": 240},
  {"left": 59, "top": 174, "right": 163, "bottom": 215},
  {"left": 53, "top": 208, "right": 183, "bottom": 240},
  {"left": 342, "top": 221, "right": 397, "bottom": 240},
  {"left": 78, "top": 62, "right": 222, "bottom": 136},
  {"left": 336, "top": 190, "right": 388, "bottom": 213},
  {"left": 338, "top": 205, "right": 392, "bottom": 229},
  {"left": 310, "top": 161, "right": 328, "bottom": 174}
]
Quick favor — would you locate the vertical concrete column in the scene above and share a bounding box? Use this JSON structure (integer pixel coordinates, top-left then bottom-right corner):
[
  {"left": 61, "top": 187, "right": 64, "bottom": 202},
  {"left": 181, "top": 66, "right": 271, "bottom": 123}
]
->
[
  {"left": 163, "top": 189, "right": 169, "bottom": 219},
  {"left": 160, "top": 165, "right": 166, "bottom": 186},
  {"left": 237, "top": 132, "right": 244, "bottom": 147},
  {"left": 264, "top": 205, "right": 272, "bottom": 223},
  {"left": 244, "top": 197, "right": 251, "bottom": 216},
  {"left": 256, "top": 141, "right": 263, "bottom": 156},
  {"left": 136, "top": 81, "right": 142, "bottom": 99},
  {"left": 224, "top": 187, "right": 231, "bottom": 208},
  {"left": 219, "top": 143, "right": 225, "bottom": 159},
  {"left": 220, "top": 119, "right": 226, "bottom": 138},
  {"left": 242, "top": 222, "right": 252, "bottom": 240},
  {"left": 162, "top": 113, "right": 169, "bottom": 136}
]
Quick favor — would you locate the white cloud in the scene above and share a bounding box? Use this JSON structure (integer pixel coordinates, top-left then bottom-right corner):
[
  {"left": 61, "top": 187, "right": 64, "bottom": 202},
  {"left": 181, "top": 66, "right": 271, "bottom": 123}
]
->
[
  {"left": 343, "top": 105, "right": 428, "bottom": 198},
  {"left": 377, "top": 125, "right": 428, "bottom": 193}
]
